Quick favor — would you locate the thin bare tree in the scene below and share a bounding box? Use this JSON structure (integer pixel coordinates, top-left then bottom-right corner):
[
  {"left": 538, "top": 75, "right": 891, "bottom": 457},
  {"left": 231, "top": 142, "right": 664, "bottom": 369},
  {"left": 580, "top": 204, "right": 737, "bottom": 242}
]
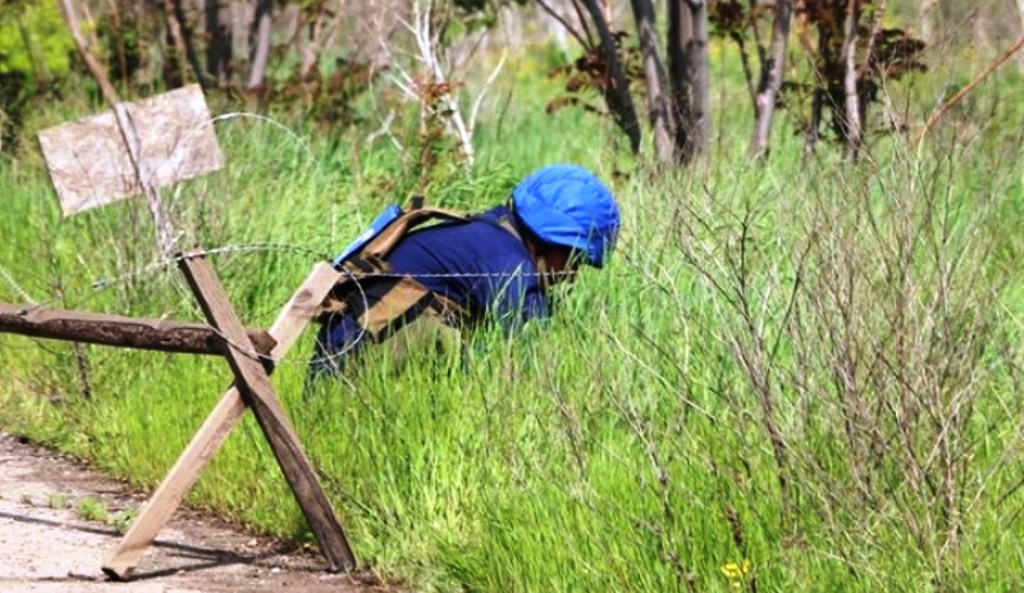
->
[
  {"left": 840, "top": 0, "right": 862, "bottom": 160},
  {"left": 59, "top": 0, "right": 119, "bottom": 103},
  {"left": 749, "top": 0, "right": 793, "bottom": 159},
  {"left": 669, "top": 0, "right": 710, "bottom": 163},
  {"left": 580, "top": 0, "right": 642, "bottom": 153},
  {"left": 246, "top": 0, "right": 273, "bottom": 91},
  {"left": 630, "top": 0, "right": 675, "bottom": 163},
  {"left": 383, "top": 0, "right": 507, "bottom": 168},
  {"left": 205, "top": 0, "right": 233, "bottom": 85}
]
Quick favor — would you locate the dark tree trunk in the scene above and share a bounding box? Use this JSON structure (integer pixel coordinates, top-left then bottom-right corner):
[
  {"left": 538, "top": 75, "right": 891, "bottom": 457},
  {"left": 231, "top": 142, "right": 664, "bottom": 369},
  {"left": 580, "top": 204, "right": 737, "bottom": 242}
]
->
[
  {"left": 170, "top": 0, "right": 208, "bottom": 88},
  {"left": 668, "top": 0, "right": 688, "bottom": 153},
  {"left": 580, "top": 0, "right": 642, "bottom": 154},
  {"left": 630, "top": 0, "right": 675, "bottom": 162},
  {"left": 687, "top": 0, "right": 710, "bottom": 162},
  {"left": 668, "top": 0, "right": 709, "bottom": 164},
  {"left": 749, "top": 0, "right": 792, "bottom": 159},
  {"left": 162, "top": 0, "right": 187, "bottom": 86},
  {"left": 205, "top": 0, "right": 233, "bottom": 85}
]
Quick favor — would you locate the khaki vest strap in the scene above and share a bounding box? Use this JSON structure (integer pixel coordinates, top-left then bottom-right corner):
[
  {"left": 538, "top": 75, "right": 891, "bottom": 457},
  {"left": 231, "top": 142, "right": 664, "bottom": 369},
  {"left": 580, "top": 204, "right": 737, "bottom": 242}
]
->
[
  {"left": 337, "top": 276, "right": 468, "bottom": 342},
  {"left": 362, "top": 207, "right": 472, "bottom": 261},
  {"left": 493, "top": 214, "right": 522, "bottom": 243},
  {"left": 356, "top": 276, "right": 434, "bottom": 340}
]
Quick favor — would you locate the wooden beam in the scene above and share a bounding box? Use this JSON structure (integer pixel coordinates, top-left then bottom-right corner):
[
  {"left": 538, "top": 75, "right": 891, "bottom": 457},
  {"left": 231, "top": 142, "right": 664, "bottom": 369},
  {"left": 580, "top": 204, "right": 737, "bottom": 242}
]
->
[
  {"left": 0, "top": 302, "right": 275, "bottom": 356},
  {"left": 102, "top": 380, "right": 246, "bottom": 580},
  {"left": 102, "top": 262, "right": 342, "bottom": 579},
  {"left": 178, "top": 255, "right": 356, "bottom": 571}
]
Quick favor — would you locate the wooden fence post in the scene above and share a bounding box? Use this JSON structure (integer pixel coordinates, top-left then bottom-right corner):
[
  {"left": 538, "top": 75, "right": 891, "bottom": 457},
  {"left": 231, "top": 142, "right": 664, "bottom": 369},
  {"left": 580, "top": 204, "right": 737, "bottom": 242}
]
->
[{"left": 101, "top": 261, "right": 352, "bottom": 579}]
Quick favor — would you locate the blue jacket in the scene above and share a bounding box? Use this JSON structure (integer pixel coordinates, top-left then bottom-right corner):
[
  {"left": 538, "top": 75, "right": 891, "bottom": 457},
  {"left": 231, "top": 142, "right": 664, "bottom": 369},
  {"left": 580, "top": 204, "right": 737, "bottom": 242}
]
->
[{"left": 313, "top": 206, "right": 547, "bottom": 368}]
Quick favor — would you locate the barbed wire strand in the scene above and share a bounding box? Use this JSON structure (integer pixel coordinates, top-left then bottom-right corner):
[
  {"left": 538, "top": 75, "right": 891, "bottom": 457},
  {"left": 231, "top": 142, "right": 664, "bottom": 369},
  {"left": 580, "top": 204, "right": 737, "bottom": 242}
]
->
[
  {"left": 0, "top": 263, "right": 40, "bottom": 305},
  {"left": 3, "top": 237, "right": 607, "bottom": 370}
]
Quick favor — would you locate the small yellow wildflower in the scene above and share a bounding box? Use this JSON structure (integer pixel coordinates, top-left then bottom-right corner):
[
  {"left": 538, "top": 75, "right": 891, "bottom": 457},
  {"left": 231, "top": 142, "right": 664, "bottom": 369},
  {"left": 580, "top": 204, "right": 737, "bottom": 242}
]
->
[{"left": 720, "top": 560, "right": 752, "bottom": 589}]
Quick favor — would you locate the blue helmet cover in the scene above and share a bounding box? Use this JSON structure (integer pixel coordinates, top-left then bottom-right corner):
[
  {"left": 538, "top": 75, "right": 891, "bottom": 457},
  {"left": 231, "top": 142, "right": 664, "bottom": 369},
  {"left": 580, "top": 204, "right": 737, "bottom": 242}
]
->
[{"left": 512, "top": 164, "right": 621, "bottom": 268}]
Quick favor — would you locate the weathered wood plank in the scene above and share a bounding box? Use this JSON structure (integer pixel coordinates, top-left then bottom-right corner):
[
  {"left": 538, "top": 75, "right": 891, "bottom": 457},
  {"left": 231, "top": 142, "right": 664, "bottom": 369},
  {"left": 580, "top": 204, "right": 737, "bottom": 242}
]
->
[
  {"left": 101, "top": 262, "right": 342, "bottom": 579},
  {"left": 101, "top": 383, "right": 246, "bottom": 580},
  {"left": 0, "top": 302, "right": 275, "bottom": 356},
  {"left": 178, "top": 255, "right": 355, "bottom": 572},
  {"left": 38, "top": 84, "right": 222, "bottom": 217}
]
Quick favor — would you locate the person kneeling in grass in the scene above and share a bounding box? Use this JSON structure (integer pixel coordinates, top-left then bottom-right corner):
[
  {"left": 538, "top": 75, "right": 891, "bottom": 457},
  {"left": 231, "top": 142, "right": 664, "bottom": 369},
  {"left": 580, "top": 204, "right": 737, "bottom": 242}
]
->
[{"left": 310, "top": 164, "right": 621, "bottom": 377}]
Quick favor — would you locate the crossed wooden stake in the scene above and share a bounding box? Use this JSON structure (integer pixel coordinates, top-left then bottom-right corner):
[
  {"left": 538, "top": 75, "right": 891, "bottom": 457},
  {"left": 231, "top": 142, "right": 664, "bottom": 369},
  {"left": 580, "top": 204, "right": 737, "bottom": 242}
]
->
[
  {"left": 105, "top": 254, "right": 353, "bottom": 579},
  {"left": 0, "top": 254, "right": 354, "bottom": 579}
]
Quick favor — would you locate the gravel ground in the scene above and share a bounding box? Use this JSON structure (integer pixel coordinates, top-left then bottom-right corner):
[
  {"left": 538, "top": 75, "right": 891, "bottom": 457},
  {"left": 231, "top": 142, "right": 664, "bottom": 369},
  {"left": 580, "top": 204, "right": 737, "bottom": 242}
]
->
[{"left": 0, "top": 432, "right": 389, "bottom": 593}]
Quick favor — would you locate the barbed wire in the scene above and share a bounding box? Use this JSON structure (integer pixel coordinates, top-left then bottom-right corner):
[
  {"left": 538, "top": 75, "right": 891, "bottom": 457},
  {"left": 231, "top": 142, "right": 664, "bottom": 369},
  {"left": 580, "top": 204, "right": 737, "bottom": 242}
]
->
[
  {"left": 84, "top": 240, "right": 585, "bottom": 370},
  {"left": 90, "top": 242, "right": 331, "bottom": 289},
  {"left": 0, "top": 263, "right": 40, "bottom": 305},
  {"left": 91, "top": 240, "right": 589, "bottom": 287},
  {"left": 1, "top": 234, "right": 644, "bottom": 374},
  {"left": 0, "top": 238, "right": 565, "bottom": 370}
]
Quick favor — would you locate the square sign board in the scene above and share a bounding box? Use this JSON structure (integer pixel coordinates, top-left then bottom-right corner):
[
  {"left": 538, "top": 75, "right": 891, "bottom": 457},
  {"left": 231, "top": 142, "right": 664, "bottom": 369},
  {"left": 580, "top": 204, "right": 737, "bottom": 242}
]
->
[{"left": 38, "top": 84, "right": 223, "bottom": 217}]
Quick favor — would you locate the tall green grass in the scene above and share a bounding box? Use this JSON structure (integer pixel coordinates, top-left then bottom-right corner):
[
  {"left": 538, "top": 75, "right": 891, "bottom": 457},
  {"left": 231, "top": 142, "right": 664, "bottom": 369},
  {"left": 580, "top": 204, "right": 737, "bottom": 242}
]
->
[{"left": 2, "top": 49, "right": 1023, "bottom": 592}]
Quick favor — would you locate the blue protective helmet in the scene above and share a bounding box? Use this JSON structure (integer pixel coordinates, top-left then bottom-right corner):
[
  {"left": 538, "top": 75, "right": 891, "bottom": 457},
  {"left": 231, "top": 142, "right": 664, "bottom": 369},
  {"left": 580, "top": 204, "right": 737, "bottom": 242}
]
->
[{"left": 511, "top": 164, "right": 620, "bottom": 268}]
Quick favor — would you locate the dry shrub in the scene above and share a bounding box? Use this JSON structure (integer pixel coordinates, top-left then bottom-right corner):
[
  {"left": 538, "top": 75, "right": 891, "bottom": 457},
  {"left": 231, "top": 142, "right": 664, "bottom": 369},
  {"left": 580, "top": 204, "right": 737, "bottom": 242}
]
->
[{"left": 671, "top": 143, "right": 1020, "bottom": 587}]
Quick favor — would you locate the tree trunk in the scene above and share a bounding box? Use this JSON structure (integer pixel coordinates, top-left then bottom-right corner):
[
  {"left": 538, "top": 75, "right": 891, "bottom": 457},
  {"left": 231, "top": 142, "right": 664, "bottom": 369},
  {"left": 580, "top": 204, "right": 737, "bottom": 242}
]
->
[
  {"left": 840, "top": 0, "right": 862, "bottom": 161},
  {"left": 170, "top": 0, "right": 208, "bottom": 87},
  {"left": 629, "top": 0, "right": 675, "bottom": 162},
  {"left": 669, "top": 0, "right": 709, "bottom": 164},
  {"left": 600, "top": 0, "right": 613, "bottom": 27},
  {"left": 59, "top": 0, "right": 119, "bottom": 104},
  {"left": 580, "top": 0, "right": 642, "bottom": 154},
  {"left": 205, "top": 0, "right": 233, "bottom": 85},
  {"left": 749, "top": 0, "right": 792, "bottom": 159},
  {"left": 668, "top": 0, "right": 688, "bottom": 153},
  {"left": 688, "top": 1, "right": 710, "bottom": 161},
  {"left": 246, "top": 0, "right": 272, "bottom": 91},
  {"left": 163, "top": 0, "right": 188, "bottom": 85},
  {"left": 917, "top": 0, "right": 940, "bottom": 45}
]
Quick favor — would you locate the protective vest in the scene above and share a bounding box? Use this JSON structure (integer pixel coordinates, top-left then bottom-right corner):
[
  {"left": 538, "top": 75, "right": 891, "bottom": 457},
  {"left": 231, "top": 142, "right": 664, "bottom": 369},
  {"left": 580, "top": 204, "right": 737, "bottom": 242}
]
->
[{"left": 318, "top": 201, "right": 527, "bottom": 343}]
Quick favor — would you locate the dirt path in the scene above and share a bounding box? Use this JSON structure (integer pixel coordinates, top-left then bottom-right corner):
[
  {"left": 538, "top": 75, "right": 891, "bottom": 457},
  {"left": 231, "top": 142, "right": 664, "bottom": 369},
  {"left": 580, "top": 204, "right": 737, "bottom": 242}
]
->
[{"left": 0, "top": 432, "right": 386, "bottom": 592}]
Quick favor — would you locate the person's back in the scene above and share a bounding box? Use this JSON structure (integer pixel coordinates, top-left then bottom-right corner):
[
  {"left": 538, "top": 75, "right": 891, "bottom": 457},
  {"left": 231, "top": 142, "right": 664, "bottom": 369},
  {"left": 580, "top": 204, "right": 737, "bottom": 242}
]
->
[
  {"left": 387, "top": 205, "right": 547, "bottom": 324},
  {"left": 312, "top": 206, "right": 546, "bottom": 374},
  {"left": 310, "top": 164, "right": 620, "bottom": 377}
]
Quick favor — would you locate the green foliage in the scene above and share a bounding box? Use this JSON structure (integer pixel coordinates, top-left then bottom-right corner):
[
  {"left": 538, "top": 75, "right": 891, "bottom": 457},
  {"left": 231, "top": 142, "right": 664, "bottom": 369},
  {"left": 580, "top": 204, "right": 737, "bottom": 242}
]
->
[
  {"left": 109, "top": 509, "right": 137, "bottom": 534},
  {"left": 0, "top": 0, "right": 74, "bottom": 78},
  {"left": 0, "top": 0, "right": 75, "bottom": 153},
  {"left": 75, "top": 496, "right": 109, "bottom": 522}
]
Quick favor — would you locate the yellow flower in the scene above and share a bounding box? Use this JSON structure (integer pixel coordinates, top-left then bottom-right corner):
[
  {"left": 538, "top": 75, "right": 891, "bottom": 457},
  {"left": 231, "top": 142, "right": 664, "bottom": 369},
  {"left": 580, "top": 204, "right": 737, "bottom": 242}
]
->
[
  {"left": 721, "top": 560, "right": 752, "bottom": 588},
  {"left": 721, "top": 562, "right": 743, "bottom": 579}
]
